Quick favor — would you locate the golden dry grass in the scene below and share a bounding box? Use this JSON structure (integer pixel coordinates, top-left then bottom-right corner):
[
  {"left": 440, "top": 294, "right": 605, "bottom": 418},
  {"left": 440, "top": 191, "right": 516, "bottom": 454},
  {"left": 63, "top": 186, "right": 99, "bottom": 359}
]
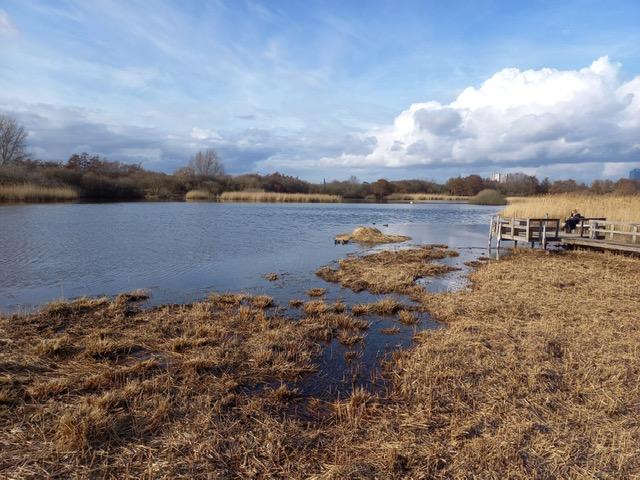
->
[
  {"left": 2, "top": 250, "right": 639, "bottom": 477},
  {"left": 306, "top": 287, "right": 327, "bottom": 297},
  {"left": 335, "top": 226, "right": 410, "bottom": 245},
  {"left": 220, "top": 191, "right": 341, "bottom": 203},
  {"left": 185, "top": 189, "right": 215, "bottom": 201},
  {"left": 0, "top": 293, "right": 322, "bottom": 478},
  {"left": 0, "top": 184, "right": 78, "bottom": 202},
  {"left": 501, "top": 193, "right": 640, "bottom": 222},
  {"left": 386, "top": 193, "right": 470, "bottom": 202},
  {"left": 317, "top": 245, "right": 457, "bottom": 295}
]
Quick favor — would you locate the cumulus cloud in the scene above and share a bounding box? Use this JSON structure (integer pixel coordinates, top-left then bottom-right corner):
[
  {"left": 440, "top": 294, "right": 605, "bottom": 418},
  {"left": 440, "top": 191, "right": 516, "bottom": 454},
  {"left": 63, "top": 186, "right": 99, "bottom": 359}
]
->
[{"left": 320, "top": 57, "right": 640, "bottom": 171}]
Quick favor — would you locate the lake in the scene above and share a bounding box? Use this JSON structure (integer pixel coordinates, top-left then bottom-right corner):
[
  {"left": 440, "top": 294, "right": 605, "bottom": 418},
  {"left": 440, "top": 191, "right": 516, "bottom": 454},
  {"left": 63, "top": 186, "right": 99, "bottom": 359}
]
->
[
  {"left": 0, "top": 202, "right": 497, "bottom": 312},
  {"left": 0, "top": 201, "right": 498, "bottom": 396}
]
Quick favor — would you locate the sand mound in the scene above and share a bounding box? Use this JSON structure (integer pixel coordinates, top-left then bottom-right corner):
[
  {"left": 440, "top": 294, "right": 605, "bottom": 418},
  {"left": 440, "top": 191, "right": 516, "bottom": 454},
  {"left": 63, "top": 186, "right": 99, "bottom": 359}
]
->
[{"left": 335, "top": 226, "right": 410, "bottom": 245}]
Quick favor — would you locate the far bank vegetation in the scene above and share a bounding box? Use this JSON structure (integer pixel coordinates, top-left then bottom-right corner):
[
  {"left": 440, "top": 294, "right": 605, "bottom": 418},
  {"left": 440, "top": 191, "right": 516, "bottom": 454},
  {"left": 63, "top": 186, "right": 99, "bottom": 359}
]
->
[
  {"left": 220, "top": 191, "right": 341, "bottom": 203},
  {"left": 185, "top": 189, "right": 215, "bottom": 201},
  {"left": 0, "top": 184, "right": 78, "bottom": 203},
  {"left": 501, "top": 192, "right": 640, "bottom": 222},
  {"left": 2, "top": 114, "right": 640, "bottom": 204},
  {"left": 468, "top": 188, "right": 507, "bottom": 205}
]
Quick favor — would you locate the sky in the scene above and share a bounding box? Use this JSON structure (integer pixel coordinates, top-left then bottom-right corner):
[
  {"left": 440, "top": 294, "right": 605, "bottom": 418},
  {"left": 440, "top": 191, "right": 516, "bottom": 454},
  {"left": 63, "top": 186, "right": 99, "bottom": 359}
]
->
[{"left": 1, "top": 0, "right": 640, "bottom": 182}]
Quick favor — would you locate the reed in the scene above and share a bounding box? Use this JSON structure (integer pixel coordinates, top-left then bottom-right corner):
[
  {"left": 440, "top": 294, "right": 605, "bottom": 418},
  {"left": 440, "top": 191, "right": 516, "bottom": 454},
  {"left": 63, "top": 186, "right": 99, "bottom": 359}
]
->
[
  {"left": 386, "top": 193, "right": 469, "bottom": 202},
  {"left": 0, "top": 184, "right": 78, "bottom": 202},
  {"left": 500, "top": 193, "right": 640, "bottom": 222},
  {"left": 185, "top": 189, "right": 215, "bottom": 201},
  {"left": 220, "top": 191, "right": 341, "bottom": 203}
]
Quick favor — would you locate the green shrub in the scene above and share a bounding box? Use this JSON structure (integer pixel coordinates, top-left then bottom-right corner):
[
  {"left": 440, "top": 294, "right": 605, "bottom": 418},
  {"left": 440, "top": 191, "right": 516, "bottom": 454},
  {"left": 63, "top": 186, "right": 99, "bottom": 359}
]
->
[{"left": 469, "top": 189, "right": 507, "bottom": 205}]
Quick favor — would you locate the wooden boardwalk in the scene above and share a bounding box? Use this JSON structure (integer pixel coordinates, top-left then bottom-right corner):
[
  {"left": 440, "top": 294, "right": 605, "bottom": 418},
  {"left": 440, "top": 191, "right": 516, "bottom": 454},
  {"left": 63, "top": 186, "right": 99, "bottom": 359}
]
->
[{"left": 489, "top": 216, "right": 640, "bottom": 255}]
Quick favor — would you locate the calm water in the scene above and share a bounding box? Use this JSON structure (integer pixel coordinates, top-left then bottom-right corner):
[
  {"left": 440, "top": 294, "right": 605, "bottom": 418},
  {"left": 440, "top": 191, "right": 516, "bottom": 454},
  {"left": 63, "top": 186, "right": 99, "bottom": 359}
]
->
[
  {"left": 0, "top": 201, "right": 498, "bottom": 397},
  {"left": 0, "top": 202, "right": 497, "bottom": 311}
]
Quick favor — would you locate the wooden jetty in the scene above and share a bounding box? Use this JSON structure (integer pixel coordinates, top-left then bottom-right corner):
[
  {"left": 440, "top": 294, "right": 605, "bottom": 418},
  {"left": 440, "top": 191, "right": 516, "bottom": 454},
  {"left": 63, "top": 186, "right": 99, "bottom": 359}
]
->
[{"left": 489, "top": 216, "right": 640, "bottom": 255}]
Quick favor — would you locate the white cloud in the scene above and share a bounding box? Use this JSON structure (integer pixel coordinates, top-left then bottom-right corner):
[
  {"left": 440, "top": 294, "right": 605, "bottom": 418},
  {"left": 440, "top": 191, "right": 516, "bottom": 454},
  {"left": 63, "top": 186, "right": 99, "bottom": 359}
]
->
[
  {"left": 190, "top": 127, "right": 222, "bottom": 141},
  {"left": 0, "top": 9, "right": 14, "bottom": 34},
  {"left": 319, "top": 57, "right": 640, "bottom": 171}
]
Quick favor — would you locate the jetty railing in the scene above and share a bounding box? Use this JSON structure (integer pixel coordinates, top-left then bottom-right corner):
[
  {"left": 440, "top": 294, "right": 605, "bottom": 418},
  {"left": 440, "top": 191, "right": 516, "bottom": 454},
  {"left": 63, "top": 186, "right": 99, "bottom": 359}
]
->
[
  {"left": 489, "top": 215, "right": 560, "bottom": 250},
  {"left": 588, "top": 220, "right": 640, "bottom": 244}
]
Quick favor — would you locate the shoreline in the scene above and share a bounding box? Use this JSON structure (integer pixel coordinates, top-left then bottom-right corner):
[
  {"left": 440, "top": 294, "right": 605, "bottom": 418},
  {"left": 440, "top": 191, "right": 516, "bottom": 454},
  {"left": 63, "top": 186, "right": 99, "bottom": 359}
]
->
[{"left": 2, "top": 247, "right": 638, "bottom": 476}]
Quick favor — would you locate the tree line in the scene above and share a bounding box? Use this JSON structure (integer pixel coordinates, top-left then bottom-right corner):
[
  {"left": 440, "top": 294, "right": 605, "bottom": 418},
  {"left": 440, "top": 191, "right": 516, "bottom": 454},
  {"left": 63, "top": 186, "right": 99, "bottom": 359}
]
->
[{"left": 1, "top": 113, "right": 639, "bottom": 200}]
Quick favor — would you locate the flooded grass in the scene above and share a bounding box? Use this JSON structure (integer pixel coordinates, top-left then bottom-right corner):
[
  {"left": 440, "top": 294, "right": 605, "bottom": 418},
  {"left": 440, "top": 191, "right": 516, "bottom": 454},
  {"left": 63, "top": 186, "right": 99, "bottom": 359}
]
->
[
  {"left": 317, "top": 244, "right": 458, "bottom": 295},
  {"left": 2, "top": 247, "right": 637, "bottom": 477}
]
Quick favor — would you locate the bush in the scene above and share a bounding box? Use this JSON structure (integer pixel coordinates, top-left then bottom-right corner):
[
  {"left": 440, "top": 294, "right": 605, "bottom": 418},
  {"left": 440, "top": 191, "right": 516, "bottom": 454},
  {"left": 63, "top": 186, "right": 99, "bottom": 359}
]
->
[
  {"left": 80, "top": 174, "right": 144, "bottom": 200},
  {"left": 469, "top": 189, "right": 507, "bottom": 205}
]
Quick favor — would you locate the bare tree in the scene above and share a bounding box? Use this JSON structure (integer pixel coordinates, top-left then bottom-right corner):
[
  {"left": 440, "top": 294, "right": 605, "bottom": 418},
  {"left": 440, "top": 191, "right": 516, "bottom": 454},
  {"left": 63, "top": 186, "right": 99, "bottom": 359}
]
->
[
  {"left": 188, "top": 149, "right": 224, "bottom": 177},
  {"left": 0, "top": 114, "right": 28, "bottom": 165}
]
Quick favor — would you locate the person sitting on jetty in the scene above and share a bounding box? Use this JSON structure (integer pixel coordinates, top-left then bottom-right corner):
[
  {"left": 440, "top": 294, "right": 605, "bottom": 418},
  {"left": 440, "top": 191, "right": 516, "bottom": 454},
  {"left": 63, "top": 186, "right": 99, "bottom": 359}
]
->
[{"left": 564, "top": 209, "right": 583, "bottom": 233}]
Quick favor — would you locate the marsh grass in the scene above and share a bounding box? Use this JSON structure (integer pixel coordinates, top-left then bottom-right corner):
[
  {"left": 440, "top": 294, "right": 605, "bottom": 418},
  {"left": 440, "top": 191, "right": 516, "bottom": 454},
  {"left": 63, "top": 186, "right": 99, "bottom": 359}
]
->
[
  {"left": 220, "top": 191, "right": 341, "bottom": 203},
  {"left": 2, "top": 250, "right": 640, "bottom": 477},
  {"left": 500, "top": 193, "right": 640, "bottom": 222},
  {"left": 380, "top": 326, "right": 400, "bottom": 335},
  {"left": 0, "top": 184, "right": 78, "bottom": 202},
  {"left": 0, "top": 292, "right": 324, "bottom": 477},
  {"left": 386, "top": 193, "right": 469, "bottom": 202},
  {"left": 185, "top": 189, "right": 215, "bottom": 201},
  {"left": 306, "top": 288, "right": 327, "bottom": 297},
  {"left": 317, "top": 245, "right": 457, "bottom": 295}
]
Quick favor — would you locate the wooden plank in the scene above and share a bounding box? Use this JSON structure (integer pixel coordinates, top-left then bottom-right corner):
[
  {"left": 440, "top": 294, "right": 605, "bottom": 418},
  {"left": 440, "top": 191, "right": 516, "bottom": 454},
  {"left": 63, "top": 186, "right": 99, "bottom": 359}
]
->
[{"left": 562, "top": 237, "right": 640, "bottom": 254}]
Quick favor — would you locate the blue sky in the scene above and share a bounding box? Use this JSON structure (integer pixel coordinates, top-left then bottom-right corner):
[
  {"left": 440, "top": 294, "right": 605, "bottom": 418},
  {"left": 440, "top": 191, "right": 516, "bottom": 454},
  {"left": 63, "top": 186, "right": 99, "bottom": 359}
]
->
[{"left": 1, "top": 0, "right": 640, "bottom": 181}]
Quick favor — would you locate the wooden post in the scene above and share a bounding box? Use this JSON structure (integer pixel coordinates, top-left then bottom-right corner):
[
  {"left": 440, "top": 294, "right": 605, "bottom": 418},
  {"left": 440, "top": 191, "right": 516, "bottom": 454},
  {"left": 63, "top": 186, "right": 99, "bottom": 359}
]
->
[
  {"left": 488, "top": 215, "right": 494, "bottom": 250},
  {"left": 589, "top": 220, "right": 597, "bottom": 239},
  {"left": 609, "top": 222, "right": 614, "bottom": 241},
  {"left": 497, "top": 216, "right": 502, "bottom": 250},
  {"left": 511, "top": 217, "right": 515, "bottom": 238},
  {"left": 633, "top": 225, "right": 638, "bottom": 244},
  {"left": 542, "top": 214, "right": 548, "bottom": 250}
]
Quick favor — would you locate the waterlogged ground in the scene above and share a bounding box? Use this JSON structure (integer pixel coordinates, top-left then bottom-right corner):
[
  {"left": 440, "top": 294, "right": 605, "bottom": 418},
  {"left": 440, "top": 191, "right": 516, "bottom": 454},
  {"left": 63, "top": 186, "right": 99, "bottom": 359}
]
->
[{"left": 0, "top": 202, "right": 498, "bottom": 397}]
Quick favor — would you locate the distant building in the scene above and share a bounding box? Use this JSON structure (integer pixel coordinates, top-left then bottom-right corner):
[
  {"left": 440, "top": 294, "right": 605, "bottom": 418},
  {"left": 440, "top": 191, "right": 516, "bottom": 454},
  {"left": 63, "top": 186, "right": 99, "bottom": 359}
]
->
[
  {"left": 490, "top": 172, "right": 504, "bottom": 183},
  {"left": 630, "top": 168, "right": 640, "bottom": 180}
]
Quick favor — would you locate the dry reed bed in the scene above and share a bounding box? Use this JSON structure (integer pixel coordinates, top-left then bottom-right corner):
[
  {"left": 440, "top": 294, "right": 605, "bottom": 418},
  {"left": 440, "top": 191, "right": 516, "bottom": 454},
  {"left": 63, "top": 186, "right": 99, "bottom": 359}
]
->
[
  {"left": 386, "top": 193, "right": 470, "bottom": 202},
  {"left": 0, "top": 292, "right": 325, "bottom": 477},
  {"left": 0, "top": 184, "right": 78, "bottom": 202},
  {"left": 501, "top": 193, "right": 640, "bottom": 223},
  {"left": 352, "top": 249, "right": 640, "bottom": 478},
  {"left": 220, "top": 191, "right": 341, "bottom": 203},
  {"left": 317, "top": 244, "right": 458, "bottom": 295},
  {"left": 4, "top": 249, "right": 638, "bottom": 477},
  {"left": 185, "top": 189, "right": 215, "bottom": 201}
]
